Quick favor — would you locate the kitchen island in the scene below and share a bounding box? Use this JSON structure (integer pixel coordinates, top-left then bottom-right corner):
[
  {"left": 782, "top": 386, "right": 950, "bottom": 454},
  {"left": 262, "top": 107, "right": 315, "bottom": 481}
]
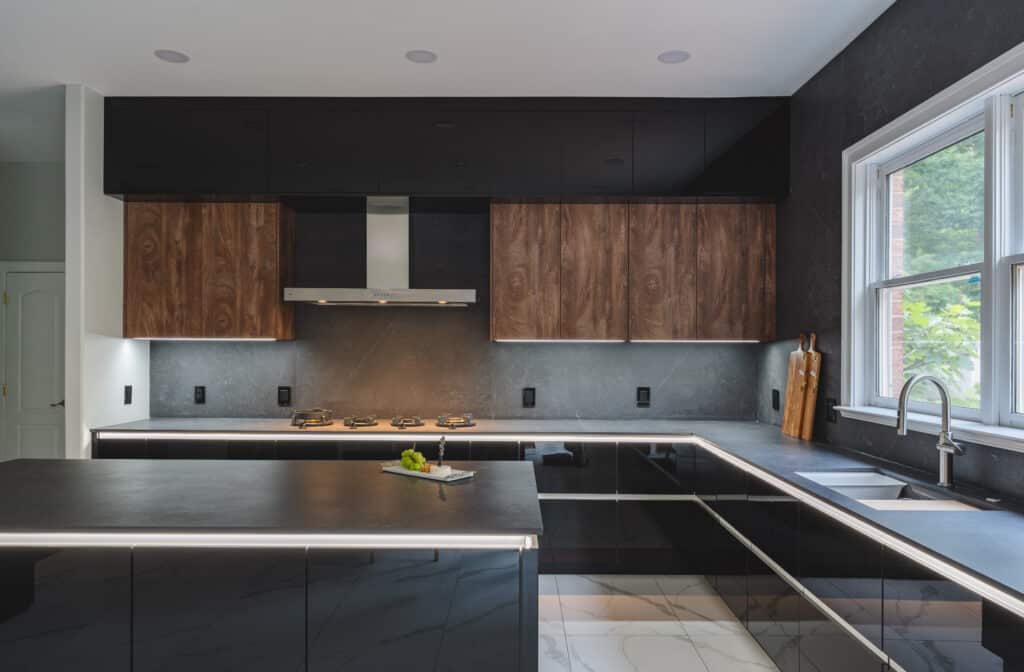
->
[{"left": 0, "top": 459, "right": 541, "bottom": 672}]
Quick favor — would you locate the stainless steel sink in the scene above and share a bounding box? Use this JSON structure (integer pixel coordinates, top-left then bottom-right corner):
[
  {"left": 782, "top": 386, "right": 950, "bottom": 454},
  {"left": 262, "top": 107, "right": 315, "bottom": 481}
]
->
[{"left": 796, "top": 470, "right": 985, "bottom": 512}]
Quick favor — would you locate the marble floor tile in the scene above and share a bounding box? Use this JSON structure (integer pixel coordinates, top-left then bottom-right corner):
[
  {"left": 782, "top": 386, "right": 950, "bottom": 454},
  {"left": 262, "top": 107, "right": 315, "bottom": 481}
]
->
[
  {"left": 567, "top": 634, "right": 709, "bottom": 672},
  {"left": 540, "top": 575, "right": 566, "bottom": 635},
  {"left": 691, "top": 633, "right": 780, "bottom": 672},
  {"left": 656, "top": 575, "right": 746, "bottom": 637},
  {"left": 540, "top": 630, "right": 572, "bottom": 672},
  {"left": 557, "top": 575, "right": 683, "bottom": 635}
]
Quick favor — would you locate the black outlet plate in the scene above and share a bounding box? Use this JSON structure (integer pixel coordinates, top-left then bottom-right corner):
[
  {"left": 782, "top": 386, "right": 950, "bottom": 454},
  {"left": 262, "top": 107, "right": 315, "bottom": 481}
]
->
[
  {"left": 772, "top": 389, "right": 780, "bottom": 411},
  {"left": 637, "top": 387, "right": 651, "bottom": 408},
  {"left": 826, "top": 398, "right": 838, "bottom": 423},
  {"left": 278, "top": 386, "right": 292, "bottom": 407},
  {"left": 124, "top": 385, "right": 133, "bottom": 405},
  {"left": 194, "top": 386, "right": 206, "bottom": 405},
  {"left": 522, "top": 387, "right": 536, "bottom": 408}
]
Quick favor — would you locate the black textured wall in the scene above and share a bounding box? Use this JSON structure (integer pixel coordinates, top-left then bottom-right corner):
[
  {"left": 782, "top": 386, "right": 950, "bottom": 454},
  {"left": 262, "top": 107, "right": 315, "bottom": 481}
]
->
[{"left": 764, "top": 0, "right": 1024, "bottom": 496}]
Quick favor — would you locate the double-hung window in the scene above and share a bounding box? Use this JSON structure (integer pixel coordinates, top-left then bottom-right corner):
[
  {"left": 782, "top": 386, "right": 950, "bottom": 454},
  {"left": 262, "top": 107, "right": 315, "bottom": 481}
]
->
[{"left": 844, "top": 48, "right": 1024, "bottom": 446}]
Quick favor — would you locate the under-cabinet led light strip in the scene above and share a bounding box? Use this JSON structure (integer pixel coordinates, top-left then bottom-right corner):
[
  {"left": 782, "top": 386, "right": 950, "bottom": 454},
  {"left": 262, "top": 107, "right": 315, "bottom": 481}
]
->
[
  {"left": 0, "top": 532, "right": 537, "bottom": 551},
  {"left": 94, "top": 431, "right": 695, "bottom": 443}
]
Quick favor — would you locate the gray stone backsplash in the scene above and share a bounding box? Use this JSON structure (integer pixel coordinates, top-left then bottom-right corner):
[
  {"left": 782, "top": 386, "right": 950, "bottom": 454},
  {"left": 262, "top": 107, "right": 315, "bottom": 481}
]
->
[{"left": 150, "top": 304, "right": 761, "bottom": 420}]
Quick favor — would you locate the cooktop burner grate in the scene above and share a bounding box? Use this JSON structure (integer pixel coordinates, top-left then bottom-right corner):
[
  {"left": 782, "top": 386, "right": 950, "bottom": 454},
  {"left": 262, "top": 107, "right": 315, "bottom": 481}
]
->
[
  {"left": 343, "top": 415, "right": 379, "bottom": 428},
  {"left": 436, "top": 413, "right": 476, "bottom": 429},
  {"left": 391, "top": 416, "right": 424, "bottom": 429}
]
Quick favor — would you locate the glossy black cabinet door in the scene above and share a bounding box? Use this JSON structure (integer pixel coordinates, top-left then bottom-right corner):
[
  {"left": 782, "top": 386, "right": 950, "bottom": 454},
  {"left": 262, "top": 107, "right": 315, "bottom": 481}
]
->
[
  {"left": 276, "top": 439, "right": 342, "bottom": 459},
  {"left": 92, "top": 436, "right": 146, "bottom": 458},
  {"left": 470, "top": 441, "right": 522, "bottom": 460},
  {"left": 800, "top": 505, "right": 883, "bottom": 649},
  {"left": 745, "top": 478, "right": 800, "bottom": 672},
  {"left": 269, "top": 102, "right": 381, "bottom": 193},
  {"left": 558, "top": 112, "right": 634, "bottom": 194},
  {"left": 694, "top": 450, "right": 748, "bottom": 622},
  {"left": 147, "top": 438, "right": 229, "bottom": 459},
  {"left": 133, "top": 549, "right": 306, "bottom": 672},
  {"left": 526, "top": 442, "right": 616, "bottom": 494},
  {"left": 104, "top": 99, "right": 269, "bottom": 195},
  {"left": 982, "top": 600, "right": 1024, "bottom": 669},
  {"left": 539, "top": 500, "right": 618, "bottom": 573},
  {"left": 882, "top": 548, "right": 1005, "bottom": 671},
  {"left": 799, "top": 598, "right": 886, "bottom": 672},
  {"left": 698, "top": 98, "right": 789, "bottom": 198},
  {"left": 617, "top": 442, "right": 695, "bottom": 494},
  {"left": 0, "top": 548, "right": 130, "bottom": 671},
  {"left": 308, "top": 549, "right": 459, "bottom": 672},
  {"left": 633, "top": 106, "right": 705, "bottom": 195},
  {"left": 619, "top": 500, "right": 702, "bottom": 574}
]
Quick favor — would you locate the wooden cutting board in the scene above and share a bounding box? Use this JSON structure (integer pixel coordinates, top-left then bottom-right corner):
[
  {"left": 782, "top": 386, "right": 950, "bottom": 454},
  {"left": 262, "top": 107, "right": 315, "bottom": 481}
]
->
[
  {"left": 799, "top": 333, "right": 822, "bottom": 441},
  {"left": 782, "top": 334, "right": 807, "bottom": 438}
]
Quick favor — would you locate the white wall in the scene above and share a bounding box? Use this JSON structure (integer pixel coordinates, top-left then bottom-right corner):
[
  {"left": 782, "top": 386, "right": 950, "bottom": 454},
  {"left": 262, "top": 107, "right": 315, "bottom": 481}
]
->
[{"left": 64, "top": 84, "right": 149, "bottom": 458}]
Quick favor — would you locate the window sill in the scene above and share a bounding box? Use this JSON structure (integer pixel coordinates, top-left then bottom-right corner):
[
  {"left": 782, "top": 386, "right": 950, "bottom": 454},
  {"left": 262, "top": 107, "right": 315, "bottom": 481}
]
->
[{"left": 837, "top": 406, "right": 1024, "bottom": 454}]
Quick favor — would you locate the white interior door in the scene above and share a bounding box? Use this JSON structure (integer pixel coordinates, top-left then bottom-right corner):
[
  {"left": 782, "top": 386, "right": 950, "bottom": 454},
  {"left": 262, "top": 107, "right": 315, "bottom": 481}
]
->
[{"left": 2, "top": 272, "right": 65, "bottom": 460}]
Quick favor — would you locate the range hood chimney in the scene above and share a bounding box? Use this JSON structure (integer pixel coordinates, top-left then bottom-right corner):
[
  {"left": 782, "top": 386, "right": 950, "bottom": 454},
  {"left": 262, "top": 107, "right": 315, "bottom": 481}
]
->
[{"left": 284, "top": 196, "right": 477, "bottom": 307}]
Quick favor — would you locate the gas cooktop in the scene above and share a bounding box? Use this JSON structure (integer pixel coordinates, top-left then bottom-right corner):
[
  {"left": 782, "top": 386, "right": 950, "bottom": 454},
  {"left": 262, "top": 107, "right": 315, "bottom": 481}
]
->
[
  {"left": 391, "top": 416, "right": 425, "bottom": 429},
  {"left": 436, "top": 413, "right": 476, "bottom": 429},
  {"left": 343, "top": 415, "right": 378, "bottom": 428}
]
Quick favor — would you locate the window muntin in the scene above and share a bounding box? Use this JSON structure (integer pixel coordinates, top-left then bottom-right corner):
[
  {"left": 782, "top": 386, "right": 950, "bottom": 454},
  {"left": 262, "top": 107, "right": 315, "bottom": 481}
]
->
[
  {"left": 877, "top": 273, "right": 982, "bottom": 408},
  {"left": 885, "top": 132, "right": 985, "bottom": 278}
]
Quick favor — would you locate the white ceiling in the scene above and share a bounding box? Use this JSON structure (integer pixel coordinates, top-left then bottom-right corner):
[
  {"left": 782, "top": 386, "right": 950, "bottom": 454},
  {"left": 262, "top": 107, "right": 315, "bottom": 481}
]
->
[{"left": 0, "top": 0, "right": 895, "bottom": 99}]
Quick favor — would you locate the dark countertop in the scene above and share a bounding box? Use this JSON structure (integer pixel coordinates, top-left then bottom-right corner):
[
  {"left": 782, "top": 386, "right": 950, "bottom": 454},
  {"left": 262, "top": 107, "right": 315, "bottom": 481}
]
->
[
  {"left": 0, "top": 459, "right": 542, "bottom": 537},
  {"left": 95, "top": 417, "right": 1024, "bottom": 605}
]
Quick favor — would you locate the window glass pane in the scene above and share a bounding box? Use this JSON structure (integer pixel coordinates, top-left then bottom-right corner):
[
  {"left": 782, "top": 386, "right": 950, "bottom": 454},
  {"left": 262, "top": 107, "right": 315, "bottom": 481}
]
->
[
  {"left": 887, "top": 132, "right": 985, "bottom": 278},
  {"left": 878, "top": 274, "right": 981, "bottom": 408},
  {"left": 1016, "top": 265, "right": 1024, "bottom": 415}
]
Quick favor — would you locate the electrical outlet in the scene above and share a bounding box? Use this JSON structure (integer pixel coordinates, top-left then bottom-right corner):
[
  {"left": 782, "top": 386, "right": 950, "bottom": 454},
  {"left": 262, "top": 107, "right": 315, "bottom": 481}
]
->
[
  {"left": 278, "top": 386, "right": 292, "bottom": 407},
  {"left": 194, "top": 386, "right": 206, "bottom": 405},
  {"left": 771, "top": 389, "right": 780, "bottom": 411},
  {"left": 124, "top": 385, "right": 133, "bottom": 405},
  {"left": 522, "top": 387, "right": 536, "bottom": 408},
  {"left": 636, "top": 387, "right": 651, "bottom": 408},
  {"left": 826, "top": 398, "right": 838, "bottom": 423}
]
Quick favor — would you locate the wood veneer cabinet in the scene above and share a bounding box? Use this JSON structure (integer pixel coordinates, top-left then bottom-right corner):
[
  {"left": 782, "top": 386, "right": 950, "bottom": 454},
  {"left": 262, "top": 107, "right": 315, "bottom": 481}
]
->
[
  {"left": 489, "top": 202, "right": 560, "bottom": 340},
  {"left": 124, "top": 202, "right": 294, "bottom": 340},
  {"left": 492, "top": 200, "right": 775, "bottom": 342},
  {"left": 696, "top": 203, "right": 775, "bottom": 341},
  {"left": 628, "top": 202, "right": 698, "bottom": 340},
  {"left": 559, "top": 202, "right": 628, "bottom": 340}
]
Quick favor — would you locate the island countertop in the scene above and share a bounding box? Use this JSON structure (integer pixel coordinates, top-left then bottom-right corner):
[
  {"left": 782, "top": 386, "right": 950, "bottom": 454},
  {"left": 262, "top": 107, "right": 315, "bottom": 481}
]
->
[{"left": 0, "top": 459, "right": 542, "bottom": 545}]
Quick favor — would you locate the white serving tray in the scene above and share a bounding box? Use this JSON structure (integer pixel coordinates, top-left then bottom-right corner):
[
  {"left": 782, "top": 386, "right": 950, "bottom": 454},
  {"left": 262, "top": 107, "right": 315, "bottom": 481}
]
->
[{"left": 381, "top": 463, "right": 476, "bottom": 483}]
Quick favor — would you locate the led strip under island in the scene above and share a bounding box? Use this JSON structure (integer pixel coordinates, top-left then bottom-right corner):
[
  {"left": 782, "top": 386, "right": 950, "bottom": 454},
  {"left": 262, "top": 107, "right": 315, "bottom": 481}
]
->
[{"left": 90, "top": 428, "right": 1024, "bottom": 620}]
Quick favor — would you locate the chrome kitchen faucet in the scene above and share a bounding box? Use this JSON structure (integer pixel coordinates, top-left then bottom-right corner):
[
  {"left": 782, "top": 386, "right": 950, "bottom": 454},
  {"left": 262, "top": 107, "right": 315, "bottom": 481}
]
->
[{"left": 896, "top": 375, "right": 965, "bottom": 488}]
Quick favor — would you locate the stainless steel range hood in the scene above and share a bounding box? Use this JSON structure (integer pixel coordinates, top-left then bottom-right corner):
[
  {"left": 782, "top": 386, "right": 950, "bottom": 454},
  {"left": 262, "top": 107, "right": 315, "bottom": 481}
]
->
[{"left": 284, "top": 196, "right": 476, "bottom": 307}]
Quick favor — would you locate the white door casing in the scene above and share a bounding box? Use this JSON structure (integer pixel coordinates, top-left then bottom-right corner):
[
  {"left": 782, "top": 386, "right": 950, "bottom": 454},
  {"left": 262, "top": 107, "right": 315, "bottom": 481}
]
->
[{"left": 2, "top": 269, "right": 66, "bottom": 460}]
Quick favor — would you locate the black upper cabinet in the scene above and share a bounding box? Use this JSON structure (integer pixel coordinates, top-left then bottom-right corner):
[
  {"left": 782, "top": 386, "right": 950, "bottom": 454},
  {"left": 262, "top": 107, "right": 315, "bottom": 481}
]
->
[
  {"left": 105, "top": 99, "right": 269, "bottom": 195},
  {"left": 558, "top": 111, "right": 633, "bottom": 194},
  {"left": 633, "top": 105, "right": 705, "bottom": 195},
  {"left": 269, "top": 103, "right": 381, "bottom": 194},
  {"left": 697, "top": 98, "right": 790, "bottom": 198},
  {"left": 105, "top": 98, "right": 790, "bottom": 198}
]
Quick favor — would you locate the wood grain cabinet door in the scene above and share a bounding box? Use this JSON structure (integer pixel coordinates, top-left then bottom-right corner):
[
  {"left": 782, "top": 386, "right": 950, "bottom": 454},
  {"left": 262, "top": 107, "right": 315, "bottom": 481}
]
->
[
  {"left": 490, "top": 202, "right": 560, "bottom": 340},
  {"left": 696, "top": 203, "right": 776, "bottom": 341},
  {"left": 124, "top": 202, "right": 203, "bottom": 338},
  {"left": 560, "top": 202, "right": 628, "bottom": 340},
  {"left": 124, "top": 202, "right": 294, "bottom": 340},
  {"left": 200, "top": 203, "right": 294, "bottom": 340},
  {"left": 628, "top": 202, "right": 698, "bottom": 340}
]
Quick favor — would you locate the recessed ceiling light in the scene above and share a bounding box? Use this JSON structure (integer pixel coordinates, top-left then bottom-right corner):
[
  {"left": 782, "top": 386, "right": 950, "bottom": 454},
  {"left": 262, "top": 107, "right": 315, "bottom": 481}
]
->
[
  {"left": 657, "top": 50, "right": 691, "bottom": 65},
  {"left": 154, "top": 49, "right": 190, "bottom": 64},
  {"left": 405, "top": 50, "right": 438, "bottom": 64}
]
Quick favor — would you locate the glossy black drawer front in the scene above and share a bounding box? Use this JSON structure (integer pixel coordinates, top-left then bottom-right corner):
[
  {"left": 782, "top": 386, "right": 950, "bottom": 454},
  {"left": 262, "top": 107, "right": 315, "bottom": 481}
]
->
[
  {"left": 617, "top": 442, "right": 695, "bottom": 494},
  {"left": 0, "top": 548, "right": 131, "bottom": 672},
  {"left": 883, "top": 548, "right": 1006, "bottom": 672},
  {"left": 539, "top": 500, "right": 618, "bottom": 574},
  {"left": 526, "top": 442, "right": 616, "bottom": 494},
  {"left": 132, "top": 549, "right": 306, "bottom": 672}
]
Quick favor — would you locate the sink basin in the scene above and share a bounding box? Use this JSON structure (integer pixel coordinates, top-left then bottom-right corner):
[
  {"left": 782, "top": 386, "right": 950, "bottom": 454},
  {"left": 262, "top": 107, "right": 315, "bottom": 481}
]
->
[
  {"left": 796, "top": 470, "right": 907, "bottom": 499},
  {"left": 796, "top": 470, "right": 983, "bottom": 512}
]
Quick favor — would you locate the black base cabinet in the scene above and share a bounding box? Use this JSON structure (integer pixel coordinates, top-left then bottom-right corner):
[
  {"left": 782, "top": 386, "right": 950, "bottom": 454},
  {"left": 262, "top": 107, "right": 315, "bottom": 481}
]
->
[
  {"left": 0, "top": 548, "right": 131, "bottom": 672},
  {"left": 133, "top": 549, "right": 307, "bottom": 672}
]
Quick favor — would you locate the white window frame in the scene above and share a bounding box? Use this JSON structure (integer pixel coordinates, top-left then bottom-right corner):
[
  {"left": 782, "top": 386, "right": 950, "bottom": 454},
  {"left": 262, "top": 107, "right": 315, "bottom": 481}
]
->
[{"left": 841, "top": 42, "right": 1024, "bottom": 453}]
